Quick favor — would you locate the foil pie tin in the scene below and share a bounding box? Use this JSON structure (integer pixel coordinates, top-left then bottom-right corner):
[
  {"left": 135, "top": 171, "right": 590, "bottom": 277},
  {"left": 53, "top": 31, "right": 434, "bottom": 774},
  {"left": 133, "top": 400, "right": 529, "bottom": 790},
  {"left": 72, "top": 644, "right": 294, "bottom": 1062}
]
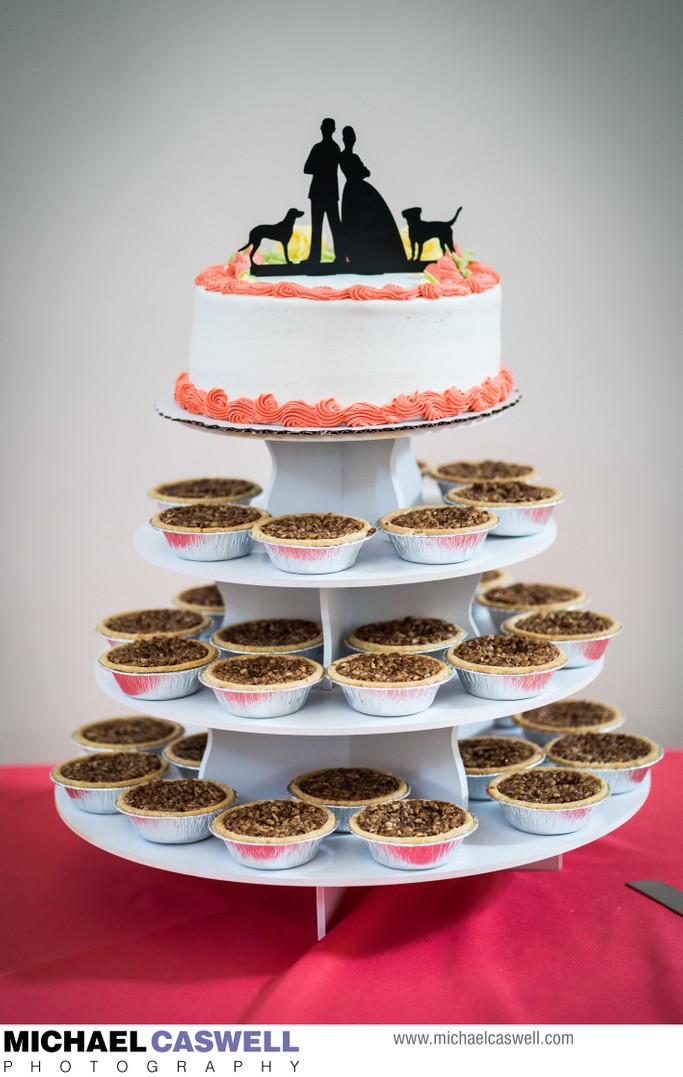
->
[
  {"left": 210, "top": 804, "right": 337, "bottom": 869},
  {"left": 544, "top": 742, "right": 664, "bottom": 794},
  {"left": 98, "top": 657, "right": 209, "bottom": 700},
  {"left": 50, "top": 770, "right": 166, "bottom": 815},
  {"left": 255, "top": 534, "right": 374, "bottom": 575},
  {"left": 332, "top": 672, "right": 453, "bottom": 717},
  {"left": 115, "top": 800, "right": 233, "bottom": 843},
  {"left": 446, "top": 491, "right": 563, "bottom": 537},
  {"left": 199, "top": 671, "right": 321, "bottom": 719},
  {"left": 379, "top": 522, "right": 496, "bottom": 565},
  {"left": 450, "top": 663, "right": 564, "bottom": 701},
  {"left": 502, "top": 614, "right": 622, "bottom": 668},
  {"left": 487, "top": 769, "right": 610, "bottom": 834},
  {"left": 151, "top": 522, "right": 256, "bottom": 562},
  {"left": 348, "top": 813, "right": 478, "bottom": 870}
]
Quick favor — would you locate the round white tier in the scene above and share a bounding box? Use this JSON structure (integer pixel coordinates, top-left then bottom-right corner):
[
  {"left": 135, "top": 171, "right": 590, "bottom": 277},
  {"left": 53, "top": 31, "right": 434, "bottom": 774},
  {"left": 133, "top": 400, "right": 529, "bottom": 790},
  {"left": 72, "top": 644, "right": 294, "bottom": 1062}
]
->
[
  {"left": 55, "top": 777, "right": 649, "bottom": 888},
  {"left": 134, "top": 519, "right": 557, "bottom": 587},
  {"left": 94, "top": 658, "right": 603, "bottom": 736}
]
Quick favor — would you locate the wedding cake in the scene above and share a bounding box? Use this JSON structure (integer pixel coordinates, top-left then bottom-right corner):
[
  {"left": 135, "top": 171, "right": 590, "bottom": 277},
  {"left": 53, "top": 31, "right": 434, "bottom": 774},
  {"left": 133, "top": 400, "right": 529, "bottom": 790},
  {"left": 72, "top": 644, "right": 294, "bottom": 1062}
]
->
[{"left": 173, "top": 119, "right": 514, "bottom": 430}]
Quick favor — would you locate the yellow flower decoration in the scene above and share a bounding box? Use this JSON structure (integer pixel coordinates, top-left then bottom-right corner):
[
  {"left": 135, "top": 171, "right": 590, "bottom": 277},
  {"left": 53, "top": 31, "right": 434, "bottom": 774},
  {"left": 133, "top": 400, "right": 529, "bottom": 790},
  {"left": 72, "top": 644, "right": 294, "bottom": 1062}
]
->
[
  {"left": 262, "top": 225, "right": 335, "bottom": 264},
  {"left": 399, "top": 227, "right": 445, "bottom": 263}
]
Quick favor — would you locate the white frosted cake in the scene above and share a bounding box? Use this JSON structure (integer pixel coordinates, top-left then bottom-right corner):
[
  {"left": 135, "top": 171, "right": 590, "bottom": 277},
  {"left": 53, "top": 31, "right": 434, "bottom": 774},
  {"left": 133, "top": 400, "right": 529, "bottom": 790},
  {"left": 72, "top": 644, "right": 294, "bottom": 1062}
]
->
[{"left": 174, "top": 248, "right": 513, "bottom": 429}]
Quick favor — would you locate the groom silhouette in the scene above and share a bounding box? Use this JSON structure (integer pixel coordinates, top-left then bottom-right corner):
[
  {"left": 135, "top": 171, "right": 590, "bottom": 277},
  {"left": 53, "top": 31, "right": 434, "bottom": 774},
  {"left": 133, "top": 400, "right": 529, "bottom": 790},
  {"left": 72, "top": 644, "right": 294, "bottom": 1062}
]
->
[{"left": 303, "top": 118, "right": 343, "bottom": 265}]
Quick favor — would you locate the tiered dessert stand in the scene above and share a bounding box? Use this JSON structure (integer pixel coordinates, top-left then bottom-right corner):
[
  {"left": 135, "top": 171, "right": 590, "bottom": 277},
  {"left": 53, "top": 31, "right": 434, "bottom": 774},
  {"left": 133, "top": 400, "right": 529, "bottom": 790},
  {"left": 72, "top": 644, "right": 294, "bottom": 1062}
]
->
[{"left": 57, "top": 397, "right": 650, "bottom": 938}]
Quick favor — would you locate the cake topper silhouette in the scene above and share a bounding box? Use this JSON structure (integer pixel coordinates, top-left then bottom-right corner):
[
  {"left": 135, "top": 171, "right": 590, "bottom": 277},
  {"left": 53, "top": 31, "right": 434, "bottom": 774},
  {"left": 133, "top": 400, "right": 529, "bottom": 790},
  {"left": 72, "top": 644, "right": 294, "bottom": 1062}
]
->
[
  {"left": 402, "top": 206, "right": 462, "bottom": 262},
  {"left": 242, "top": 118, "right": 464, "bottom": 276}
]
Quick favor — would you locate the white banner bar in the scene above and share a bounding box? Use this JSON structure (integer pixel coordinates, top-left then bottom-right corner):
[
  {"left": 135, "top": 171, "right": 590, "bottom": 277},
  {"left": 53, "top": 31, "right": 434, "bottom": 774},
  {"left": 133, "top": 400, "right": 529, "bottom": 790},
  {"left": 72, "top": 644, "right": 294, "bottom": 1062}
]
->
[{"left": 2, "top": 1025, "right": 680, "bottom": 1076}]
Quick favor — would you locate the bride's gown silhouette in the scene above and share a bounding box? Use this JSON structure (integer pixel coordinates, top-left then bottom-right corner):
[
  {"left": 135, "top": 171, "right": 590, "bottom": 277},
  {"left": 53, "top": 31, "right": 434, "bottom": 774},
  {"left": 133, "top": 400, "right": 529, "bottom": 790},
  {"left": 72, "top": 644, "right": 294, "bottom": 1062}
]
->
[{"left": 340, "top": 128, "right": 406, "bottom": 271}]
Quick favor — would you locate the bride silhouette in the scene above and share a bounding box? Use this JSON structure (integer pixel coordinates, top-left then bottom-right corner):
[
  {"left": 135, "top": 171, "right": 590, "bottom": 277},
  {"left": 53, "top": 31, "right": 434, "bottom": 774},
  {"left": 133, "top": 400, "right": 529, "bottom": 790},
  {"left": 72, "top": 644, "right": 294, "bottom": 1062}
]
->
[{"left": 340, "top": 126, "right": 407, "bottom": 271}]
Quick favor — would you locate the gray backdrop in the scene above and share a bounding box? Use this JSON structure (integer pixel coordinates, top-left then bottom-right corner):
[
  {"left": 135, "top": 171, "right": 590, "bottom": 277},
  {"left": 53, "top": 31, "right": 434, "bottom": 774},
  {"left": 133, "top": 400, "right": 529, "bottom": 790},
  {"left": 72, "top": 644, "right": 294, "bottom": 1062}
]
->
[{"left": 2, "top": 0, "right": 681, "bottom": 761}]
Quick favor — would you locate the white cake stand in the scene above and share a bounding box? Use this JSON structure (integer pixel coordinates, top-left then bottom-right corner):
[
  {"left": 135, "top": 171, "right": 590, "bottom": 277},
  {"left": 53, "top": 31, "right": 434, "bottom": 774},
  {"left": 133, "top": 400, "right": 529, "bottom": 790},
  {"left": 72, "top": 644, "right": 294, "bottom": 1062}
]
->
[{"left": 57, "top": 394, "right": 647, "bottom": 940}]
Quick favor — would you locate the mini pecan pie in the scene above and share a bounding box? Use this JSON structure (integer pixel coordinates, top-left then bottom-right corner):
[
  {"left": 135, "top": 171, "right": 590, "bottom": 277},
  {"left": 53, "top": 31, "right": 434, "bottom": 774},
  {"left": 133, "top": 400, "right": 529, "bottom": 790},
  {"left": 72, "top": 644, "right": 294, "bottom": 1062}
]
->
[
  {"left": 349, "top": 799, "right": 476, "bottom": 842},
  {"left": 504, "top": 609, "right": 622, "bottom": 640},
  {"left": 346, "top": 615, "right": 466, "bottom": 654},
  {"left": 446, "top": 481, "right": 562, "bottom": 507},
  {"left": 99, "top": 636, "right": 218, "bottom": 674},
  {"left": 96, "top": 607, "right": 210, "bottom": 643},
  {"left": 151, "top": 503, "right": 268, "bottom": 533},
  {"left": 52, "top": 750, "right": 168, "bottom": 789},
  {"left": 503, "top": 609, "right": 622, "bottom": 669},
  {"left": 72, "top": 716, "right": 183, "bottom": 752},
  {"left": 545, "top": 732, "right": 662, "bottom": 770},
  {"left": 148, "top": 477, "right": 262, "bottom": 505},
  {"left": 289, "top": 767, "right": 409, "bottom": 808},
  {"left": 429, "top": 460, "right": 538, "bottom": 485},
  {"left": 213, "top": 618, "right": 323, "bottom": 654},
  {"left": 378, "top": 505, "right": 497, "bottom": 534},
  {"left": 202, "top": 653, "right": 324, "bottom": 691},
  {"left": 327, "top": 651, "right": 451, "bottom": 687},
  {"left": 117, "top": 778, "right": 235, "bottom": 817},
  {"left": 514, "top": 700, "right": 624, "bottom": 739},
  {"left": 163, "top": 732, "right": 208, "bottom": 768},
  {"left": 487, "top": 767, "right": 609, "bottom": 809},
  {"left": 117, "top": 778, "right": 237, "bottom": 843},
  {"left": 447, "top": 635, "right": 566, "bottom": 674},
  {"left": 253, "top": 512, "right": 375, "bottom": 547},
  {"left": 478, "top": 568, "right": 512, "bottom": 591},
  {"left": 477, "top": 582, "right": 587, "bottom": 613},
  {"left": 459, "top": 736, "right": 544, "bottom": 774},
  {"left": 212, "top": 799, "right": 336, "bottom": 843},
  {"left": 172, "top": 584, "right": 224, "bottom": 615}
]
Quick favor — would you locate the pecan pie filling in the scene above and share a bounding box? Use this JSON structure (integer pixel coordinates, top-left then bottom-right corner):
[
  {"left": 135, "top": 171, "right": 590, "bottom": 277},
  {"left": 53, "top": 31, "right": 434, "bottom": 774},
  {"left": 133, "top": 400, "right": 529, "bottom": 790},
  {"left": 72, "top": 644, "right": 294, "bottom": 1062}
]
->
[
  {"left": 220, "top": 800, "right": 330, "bottom": 838},
  {"left": 79, "top": 717, "right": 177, "bottom": 745},
  {"left": 519, "top": 701, "right": 618, "bottom": 729},
  {"left": 332, "top": 652, "right": 445, "bottom": 683},
  {"left": 157, "top": 504, "right": 262, "bottom": 529},
  {"left": 514, "top": 610, "right": 615, "bottom": 635},
  {"left": 435, "top": 460, "right": 534, "bottom": 481},
  {"left": 105, "top": 637, "right": 212, "bottom": 668},
  {"left": 59, "top": 752, "right": 163, "bottom": 783},
  {"left": 495, "top": 769, "right": 603, "bottom": 804},
  {"left": 124, "top": 779, "right": 226, "bottom": 812},
  {"left": 215, "top": 619, "right": 322, "bottom": 648},
  {"left": 156, "top": 478, "right": 259, "bottom": 500},
  {"left": 354, "top": 799, "right": 468, "bottom": 838},
  {"left": 295, "top": 768, "right": 402, "bottom": 803},
  {"left": 387, "top": 506, "right": 491, "bottom": 530},
  {"left": 352, "top": 616, "right": 458, "bottom": 648},
  {"left": 452, "top": 635, "right": 561, "bottom": 668},
  {"left": 483, "top": 583, "right": 582, "bottom": 608},
  {"left": 209, "top": 654, "right": 318, "bottom": 685},
  {"left": 168, "top": 733, "right": 208, "bottom": 763},
  {"left": 102, "top": 609, "right": 204, "bottom": 634},
  {"left": 176, "top": 584, "right": 224, "bottom": 609},
  {"left": 548, "top": 733, "right": 655, "bottom": 765},
  {"left": 454, "top": 481, "right": 556, "bottom": 503},
  {"left": 460, "top": 737, "right": 538, "bottom": 769},
  {"left": 259, "top": 513, "right": 372, "bottom": 541}
]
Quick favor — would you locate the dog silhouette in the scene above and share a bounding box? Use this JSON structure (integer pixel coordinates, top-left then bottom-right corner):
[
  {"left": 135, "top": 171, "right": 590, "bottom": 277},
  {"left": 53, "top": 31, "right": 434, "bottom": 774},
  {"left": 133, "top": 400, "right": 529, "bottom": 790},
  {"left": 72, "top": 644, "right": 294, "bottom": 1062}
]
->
[
  {"left": 239, "top": 207, "right": 305, "bottom": 263},
  {"left": 401, "top": 206, "right": 462, "bottom": 261}
]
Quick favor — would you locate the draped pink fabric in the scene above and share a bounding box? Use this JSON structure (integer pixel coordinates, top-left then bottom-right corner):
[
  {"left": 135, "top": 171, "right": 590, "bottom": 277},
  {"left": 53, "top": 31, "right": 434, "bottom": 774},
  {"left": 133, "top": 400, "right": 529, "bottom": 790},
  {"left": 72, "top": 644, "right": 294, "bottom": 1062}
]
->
[{"left": 2, "top": 757, "right": 681, "bottom": 1024}]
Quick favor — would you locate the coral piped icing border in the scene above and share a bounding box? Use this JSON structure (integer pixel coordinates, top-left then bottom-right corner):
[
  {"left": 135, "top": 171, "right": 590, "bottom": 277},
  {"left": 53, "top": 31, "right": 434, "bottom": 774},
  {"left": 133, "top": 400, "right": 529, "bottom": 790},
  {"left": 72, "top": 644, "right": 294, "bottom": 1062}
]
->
[
  {"left": 195, "top": 252, "right": 499, "bottom": 300},
  {"left": 174, "top": 368, "right": 515, "bottom": 429}
]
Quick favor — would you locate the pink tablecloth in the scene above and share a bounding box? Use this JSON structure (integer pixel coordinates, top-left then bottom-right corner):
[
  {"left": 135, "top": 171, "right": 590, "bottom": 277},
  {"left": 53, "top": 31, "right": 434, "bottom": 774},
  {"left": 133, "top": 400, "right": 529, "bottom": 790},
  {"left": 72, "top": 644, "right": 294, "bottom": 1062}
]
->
[{"left": 1, "top": 757, "right": 681, "bottom": 1024}]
